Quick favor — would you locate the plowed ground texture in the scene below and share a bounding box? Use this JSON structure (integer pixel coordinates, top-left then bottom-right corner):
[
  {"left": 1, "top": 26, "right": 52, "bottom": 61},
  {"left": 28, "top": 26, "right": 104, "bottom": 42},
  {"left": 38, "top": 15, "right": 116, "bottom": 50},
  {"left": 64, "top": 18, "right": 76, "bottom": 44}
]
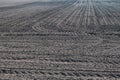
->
[{"left": 0, "top": 0, "right": 120, "bottom": 80}]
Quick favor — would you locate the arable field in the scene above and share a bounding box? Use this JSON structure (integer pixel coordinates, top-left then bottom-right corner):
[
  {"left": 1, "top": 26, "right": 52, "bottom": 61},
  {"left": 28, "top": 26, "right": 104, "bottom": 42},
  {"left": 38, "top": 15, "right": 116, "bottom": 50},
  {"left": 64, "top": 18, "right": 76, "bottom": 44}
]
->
[{"left": 0, "top": 0, "right": 120, "bottom": 80}]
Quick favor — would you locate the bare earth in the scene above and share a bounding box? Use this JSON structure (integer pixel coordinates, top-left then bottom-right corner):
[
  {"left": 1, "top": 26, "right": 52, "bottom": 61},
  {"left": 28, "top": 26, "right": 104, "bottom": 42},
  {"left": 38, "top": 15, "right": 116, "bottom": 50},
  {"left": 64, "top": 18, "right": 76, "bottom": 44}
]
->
[{"left": 0, "top": 0, "right": 120, "bottom": 80}]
